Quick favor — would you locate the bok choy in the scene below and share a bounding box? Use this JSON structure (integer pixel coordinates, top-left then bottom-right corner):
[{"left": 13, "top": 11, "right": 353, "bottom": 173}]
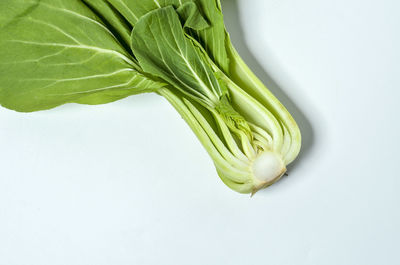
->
[{"left": 0, "top": 0, "right": 301, "bottom": 194}]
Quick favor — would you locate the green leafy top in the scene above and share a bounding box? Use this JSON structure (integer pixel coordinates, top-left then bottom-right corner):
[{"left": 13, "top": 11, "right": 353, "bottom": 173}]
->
[{"left": 0, "top": 0, "right": 229, "bottom": 112}]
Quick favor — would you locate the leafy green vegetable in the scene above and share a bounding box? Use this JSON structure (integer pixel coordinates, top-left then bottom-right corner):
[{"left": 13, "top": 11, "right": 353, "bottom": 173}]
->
[{"left": 0, "top": 0, "right": 301, "bottom": 194}]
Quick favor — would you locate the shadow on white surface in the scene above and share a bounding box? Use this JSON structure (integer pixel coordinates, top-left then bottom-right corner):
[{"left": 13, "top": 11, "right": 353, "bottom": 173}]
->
[{"left": 222, "top": 0, "right": 315, "bottom": 181}]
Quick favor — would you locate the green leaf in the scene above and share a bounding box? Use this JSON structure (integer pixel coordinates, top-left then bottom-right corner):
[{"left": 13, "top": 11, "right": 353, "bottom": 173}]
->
[
  {"left": 176, "top": 1, "right": 209, "bottom": 30},
  {"left": 189, "top": 0, "right": 229, "bottom": 73},
  {"left": 104, "top": 0, "right": 176, "bottom": 25},
  {"left": 105, "top": 0, "right": 229, "bottom": 73},
  {"left": 0, "top": 0, "right": 164, "bottom": 112},
  {"left": 81, "top": 0, "right": 133, "bottom": 50},
  {"left": 0, "top": 0, "right": 39, "bottom": 27},
  {"left": 131, "top": 6, "right": 223, "bottom": 108}
]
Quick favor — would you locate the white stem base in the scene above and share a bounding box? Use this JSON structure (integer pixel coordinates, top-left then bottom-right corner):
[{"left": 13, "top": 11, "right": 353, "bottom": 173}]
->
[{"left": 251, "top": 151, "right": 286, "bottom": 194}]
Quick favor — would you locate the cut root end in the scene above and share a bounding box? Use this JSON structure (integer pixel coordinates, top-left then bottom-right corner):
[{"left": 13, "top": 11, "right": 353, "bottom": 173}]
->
[{"left": 251, "top": 151, "right": 286, "bottom": 196}]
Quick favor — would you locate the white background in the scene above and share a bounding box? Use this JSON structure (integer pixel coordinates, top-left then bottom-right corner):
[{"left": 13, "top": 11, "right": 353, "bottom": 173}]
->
[{"left": 1, "top": 0, "right": 400, "bottom": 264}]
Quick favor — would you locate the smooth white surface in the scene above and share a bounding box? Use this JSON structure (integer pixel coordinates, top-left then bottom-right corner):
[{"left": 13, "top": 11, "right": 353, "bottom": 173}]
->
[{"left": 1, "top": 0, "right": 400, "bottom": 264}]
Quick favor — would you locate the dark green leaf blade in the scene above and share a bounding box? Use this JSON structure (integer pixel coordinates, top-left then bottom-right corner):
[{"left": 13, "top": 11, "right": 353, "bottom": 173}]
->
[
  {"left": 190, "top": 0, "right": 229, "bottom": 73},
  {"left": 82, "top": 0, "right": 133, "bottom": 50},
  {"left": 0, "top": 0, "right": 164, "bottom": 112},
  {"left": 131, "top": 6, "right": 222, "bottom": 107},
  {"left": 176, "top": 1, "right": 209, "bottom": 30},
  {"left": 106, "top": 0, "right": 229, "bottom": 73}
]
